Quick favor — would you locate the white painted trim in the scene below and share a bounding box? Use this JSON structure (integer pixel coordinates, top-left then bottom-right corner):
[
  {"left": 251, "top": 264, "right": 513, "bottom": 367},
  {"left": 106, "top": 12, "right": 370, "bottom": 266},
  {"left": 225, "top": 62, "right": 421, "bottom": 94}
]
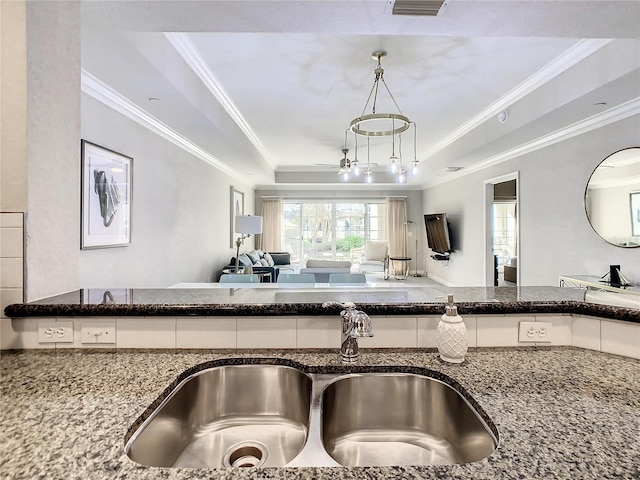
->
[
  {"left": 420, "top": 39, "right": 613, "bottom": 162},
  {"left": 425, "top": 97, "right": 640, "bottom": 189},
  {"left": 164, "top": 33, "right": 275, "bottom": 169},
  {"left": 81, "top": 70, "right": 251, "bottom": 186}
]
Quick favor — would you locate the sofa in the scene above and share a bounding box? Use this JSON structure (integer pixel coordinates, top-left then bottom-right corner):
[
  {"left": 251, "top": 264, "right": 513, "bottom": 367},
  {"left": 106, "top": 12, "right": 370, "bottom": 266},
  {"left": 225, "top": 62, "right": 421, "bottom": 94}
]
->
[
  {"left": 224, "top": 250, "right": 292, "bottom": 283},
  {"left": 300, "top": 259, "right": 352, "bottom": 283}
]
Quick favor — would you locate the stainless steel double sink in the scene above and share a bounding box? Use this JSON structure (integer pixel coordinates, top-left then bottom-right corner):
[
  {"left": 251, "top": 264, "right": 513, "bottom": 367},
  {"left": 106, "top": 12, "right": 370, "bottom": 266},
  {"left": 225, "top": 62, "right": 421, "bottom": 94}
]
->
[{"left": 125, "top": 361, "right": 498, "bottom": 468}]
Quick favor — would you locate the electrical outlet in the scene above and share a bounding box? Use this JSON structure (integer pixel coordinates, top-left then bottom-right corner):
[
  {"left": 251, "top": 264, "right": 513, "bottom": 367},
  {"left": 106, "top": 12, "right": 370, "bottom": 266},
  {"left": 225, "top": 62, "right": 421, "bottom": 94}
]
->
[
  {"left": 81, "top": 323, "right": 116, "bottom": 344},
  {"left": 38, "top": 322, "right": 73, "bottom": 343},
  {"left": 518, "top": 321, "right": 552, "bottom": 343}
]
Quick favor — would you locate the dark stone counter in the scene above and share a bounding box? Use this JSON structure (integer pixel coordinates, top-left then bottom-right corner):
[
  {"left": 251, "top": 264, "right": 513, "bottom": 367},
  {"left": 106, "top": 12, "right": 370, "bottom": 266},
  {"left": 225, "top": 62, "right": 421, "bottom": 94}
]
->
[{"left": 4, "top": 286, "right": 639, "bottom": 323}]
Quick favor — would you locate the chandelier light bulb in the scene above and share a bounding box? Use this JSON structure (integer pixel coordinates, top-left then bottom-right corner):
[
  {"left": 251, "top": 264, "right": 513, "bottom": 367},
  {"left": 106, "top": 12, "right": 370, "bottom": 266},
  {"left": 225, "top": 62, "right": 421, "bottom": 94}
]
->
[
  {"left": 398, "top": 170, "right": 406, "bottom": 183},
  {"left": 411, "top": 162, "right": 418, "bottom": 176},
  {"left": 390, "top": 159, "right": 397, "bottom": 173},
  {"left": 343, "top": 171, "right": 349, "bottom": 181},
  {"left": 366, "top": 172, "right": 373, "bottom": 184},
  {"left": 353, "top": 162, "right": 360, "bottom": 176}
]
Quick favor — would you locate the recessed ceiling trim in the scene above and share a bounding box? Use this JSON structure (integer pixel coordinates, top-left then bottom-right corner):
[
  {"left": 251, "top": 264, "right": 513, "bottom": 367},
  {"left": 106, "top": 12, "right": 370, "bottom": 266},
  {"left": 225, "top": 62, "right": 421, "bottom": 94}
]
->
[
  {"left": 423, "top": 96, "right": 640, "bottom": 189},
  {"left": 421, "top": 38, "right": 613, "bottom": 161},
  {"left": 164, "top": 32, "right": 275, "bottom": 169},
  {"left": 81, "top": 69, "right": 251, "bottom": 185}
]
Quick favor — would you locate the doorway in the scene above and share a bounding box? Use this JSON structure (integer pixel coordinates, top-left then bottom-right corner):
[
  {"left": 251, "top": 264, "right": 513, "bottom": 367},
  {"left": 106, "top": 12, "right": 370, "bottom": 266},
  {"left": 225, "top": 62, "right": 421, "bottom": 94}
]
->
[{"left": 484, "top": 173, "right": 520, "bottom": 286}]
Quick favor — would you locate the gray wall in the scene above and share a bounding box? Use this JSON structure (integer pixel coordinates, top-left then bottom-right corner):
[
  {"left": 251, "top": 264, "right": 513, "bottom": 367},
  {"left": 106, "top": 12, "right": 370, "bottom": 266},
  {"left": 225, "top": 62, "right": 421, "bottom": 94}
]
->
[{"left": 422, "top": 115, "right": 640, "bottom": 286}]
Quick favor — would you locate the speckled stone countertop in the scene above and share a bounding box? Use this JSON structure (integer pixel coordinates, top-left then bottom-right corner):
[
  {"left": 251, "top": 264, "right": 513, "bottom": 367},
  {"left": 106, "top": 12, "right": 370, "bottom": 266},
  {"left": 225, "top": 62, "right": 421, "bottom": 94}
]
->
[
  {"left": 4, "top": 286, "right": 640, "bottom": 322},
  {"left": 1, "top": 348, "right": 639, "bottom": 479}
]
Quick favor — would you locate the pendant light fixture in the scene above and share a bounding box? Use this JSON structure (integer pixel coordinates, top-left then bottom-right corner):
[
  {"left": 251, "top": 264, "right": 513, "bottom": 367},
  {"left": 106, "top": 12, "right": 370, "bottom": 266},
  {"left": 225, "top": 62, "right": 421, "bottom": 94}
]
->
[
  {"left": 345, "top": 51, "right": 419, "bottom": 183},
  {"left": 338, "top": 148, "right": 351, "bottom": 181}
]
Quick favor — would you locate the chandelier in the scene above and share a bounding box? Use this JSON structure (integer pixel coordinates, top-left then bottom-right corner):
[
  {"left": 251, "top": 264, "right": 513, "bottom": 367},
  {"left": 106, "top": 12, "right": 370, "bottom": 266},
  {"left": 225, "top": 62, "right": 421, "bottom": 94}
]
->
[{"left": 342, "top": 51, "right": 419, "bottom": 184}]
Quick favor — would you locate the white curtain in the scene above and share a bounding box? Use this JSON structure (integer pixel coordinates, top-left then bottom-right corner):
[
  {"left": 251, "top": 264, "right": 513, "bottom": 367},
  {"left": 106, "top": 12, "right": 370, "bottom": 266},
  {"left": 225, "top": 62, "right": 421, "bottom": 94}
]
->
[
  {"left": 386, "top": 197, "right": 408, "bottom": 274},
  {"left": 258, "top": 198, "right": 282, "bottom": 252}
]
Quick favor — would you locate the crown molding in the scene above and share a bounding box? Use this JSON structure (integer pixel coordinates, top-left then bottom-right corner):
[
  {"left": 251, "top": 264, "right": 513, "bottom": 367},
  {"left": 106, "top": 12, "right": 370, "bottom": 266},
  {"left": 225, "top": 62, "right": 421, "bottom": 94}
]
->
[
  {"left": 164, "top": 32, "right": 274, "bottom": 169},
  {"left": 81, "top": 69, "right": 251, "bottom": 185},
  {"left": 423, "top": 96, "right": 640, "bottom": 189},
  {"left": 421, "top": 39, "right": 613, "bottom": 161}
]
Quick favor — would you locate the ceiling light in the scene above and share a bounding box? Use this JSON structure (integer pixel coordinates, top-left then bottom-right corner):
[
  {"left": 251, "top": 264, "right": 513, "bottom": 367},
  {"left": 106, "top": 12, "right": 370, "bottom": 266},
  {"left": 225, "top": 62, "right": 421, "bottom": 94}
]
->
[
  {"left": 344, "top": 51, "right": 418, "bottom": 184},
  {"left": 338, "top": 148, "right": 351, "bottom": 175}
]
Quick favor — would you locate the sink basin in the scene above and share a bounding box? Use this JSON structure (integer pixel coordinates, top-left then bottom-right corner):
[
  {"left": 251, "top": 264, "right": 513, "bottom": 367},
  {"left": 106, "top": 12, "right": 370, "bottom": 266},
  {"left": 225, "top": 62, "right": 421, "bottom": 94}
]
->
[
  {"left": 126, "top": 361, "right": 498, "bottom": 469},
  {"left": 320, "top": 373, "right": 498, "bottom": 466},
  {"left": 125, "top": 364, "right": 312, "bottom": 468}
]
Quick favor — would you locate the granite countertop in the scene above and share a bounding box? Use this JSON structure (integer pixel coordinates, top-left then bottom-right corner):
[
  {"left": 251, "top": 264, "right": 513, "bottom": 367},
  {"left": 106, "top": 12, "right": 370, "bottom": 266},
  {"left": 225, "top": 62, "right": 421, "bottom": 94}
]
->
[
  {"left": 5, "top": 286, "right": 640, "bottom": 322},
  {"left": 1, "top": 348, "right": 639, "bottom": 479}
]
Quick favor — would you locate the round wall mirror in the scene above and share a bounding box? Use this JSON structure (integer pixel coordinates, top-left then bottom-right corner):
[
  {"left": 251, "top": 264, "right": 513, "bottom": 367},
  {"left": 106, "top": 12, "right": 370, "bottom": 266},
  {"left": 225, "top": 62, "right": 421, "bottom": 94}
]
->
[{"left": 585, "top": 147, "right": 640, "bottom": 248}]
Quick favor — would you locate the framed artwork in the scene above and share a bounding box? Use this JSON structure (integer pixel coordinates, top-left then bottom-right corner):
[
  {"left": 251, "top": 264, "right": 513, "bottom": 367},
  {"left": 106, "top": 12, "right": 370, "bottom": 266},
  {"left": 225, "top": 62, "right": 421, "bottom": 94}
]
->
[
  {"left": 81, "top": 140, "right": 132, "bottom": 249},
  {"left": 230, "top": 186, "right": 245, "bottom": 247},
  {"left": 631, "top": 192, "right": 640, "bottom": 236}
]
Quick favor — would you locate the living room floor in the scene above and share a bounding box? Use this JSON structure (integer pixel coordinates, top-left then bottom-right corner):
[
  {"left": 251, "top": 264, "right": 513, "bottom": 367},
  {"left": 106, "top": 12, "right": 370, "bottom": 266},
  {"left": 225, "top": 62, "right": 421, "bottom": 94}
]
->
[{"left": 360, "top": 271, "right": 445, "bottom": 287}]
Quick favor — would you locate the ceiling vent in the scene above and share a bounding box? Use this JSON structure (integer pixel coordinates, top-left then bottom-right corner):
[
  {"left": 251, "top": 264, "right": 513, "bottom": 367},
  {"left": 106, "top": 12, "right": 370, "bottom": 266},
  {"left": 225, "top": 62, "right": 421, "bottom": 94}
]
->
[{"left": 390, "top": 0, "right": 446, "bottom": 16}]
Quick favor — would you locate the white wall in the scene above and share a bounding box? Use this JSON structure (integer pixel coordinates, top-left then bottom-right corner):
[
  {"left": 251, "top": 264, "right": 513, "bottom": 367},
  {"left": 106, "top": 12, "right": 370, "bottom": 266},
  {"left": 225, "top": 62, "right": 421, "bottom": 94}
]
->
[
  {"left": 79, "top": 95, "right": 253, "bottom": 290},
  {"left": 423, "top": 115, "right": 640, "bottom": 287},
  {"left": 1, "top": 0, "right": 27, "bottom": 212},
  {"left": 25, "top": 1, "right": 81, "bottom": 300},
  {"left": 587, "top": 184, "right": 636, "bottom": 241},
  {"left": 21, "top": 2, "right": 254, "bottom": 300}
]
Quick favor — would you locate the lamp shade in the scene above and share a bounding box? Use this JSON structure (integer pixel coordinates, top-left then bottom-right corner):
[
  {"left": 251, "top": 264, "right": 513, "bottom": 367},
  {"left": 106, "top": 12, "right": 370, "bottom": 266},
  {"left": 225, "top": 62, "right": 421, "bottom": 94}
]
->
[{"left": 235, "top": 215, "right": 263, "bottom": 234}]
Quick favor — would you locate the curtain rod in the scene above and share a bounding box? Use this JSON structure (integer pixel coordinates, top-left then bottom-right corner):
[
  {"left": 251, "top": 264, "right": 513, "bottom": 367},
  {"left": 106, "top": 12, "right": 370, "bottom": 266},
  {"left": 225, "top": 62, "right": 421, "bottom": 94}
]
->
[{"left": 261, "top": 195, "right": 407, "bottom": 200}]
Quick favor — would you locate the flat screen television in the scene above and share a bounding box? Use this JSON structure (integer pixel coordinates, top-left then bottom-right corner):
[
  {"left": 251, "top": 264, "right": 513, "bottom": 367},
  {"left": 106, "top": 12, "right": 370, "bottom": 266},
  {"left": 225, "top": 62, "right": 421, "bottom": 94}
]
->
[{"left": 424, "top": 213, "right": 452, "bottom": 255}]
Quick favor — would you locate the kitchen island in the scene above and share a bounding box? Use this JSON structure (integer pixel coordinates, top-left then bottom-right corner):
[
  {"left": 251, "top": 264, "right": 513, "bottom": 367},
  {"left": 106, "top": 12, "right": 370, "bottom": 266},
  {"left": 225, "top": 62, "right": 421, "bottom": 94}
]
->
[
  {"left": 1, "top": 347, "right": 639, "bottom": 479},
  {"left": 5, "top": 285, "right": 639, "bottom": 322}
]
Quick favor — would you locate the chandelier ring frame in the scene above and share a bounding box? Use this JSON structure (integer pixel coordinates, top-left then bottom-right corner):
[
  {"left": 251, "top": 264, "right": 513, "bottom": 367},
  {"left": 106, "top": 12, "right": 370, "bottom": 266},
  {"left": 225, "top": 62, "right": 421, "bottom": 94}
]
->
[{"left": 349, "top": 113, "right": 411, "bottom": 137}]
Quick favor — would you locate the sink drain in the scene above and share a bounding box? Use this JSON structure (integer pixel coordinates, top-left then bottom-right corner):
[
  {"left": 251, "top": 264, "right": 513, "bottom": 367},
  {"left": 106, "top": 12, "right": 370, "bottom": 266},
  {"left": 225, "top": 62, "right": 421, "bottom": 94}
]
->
[{"left": 223, "top": 441, "right": 268, "bottom": 468}]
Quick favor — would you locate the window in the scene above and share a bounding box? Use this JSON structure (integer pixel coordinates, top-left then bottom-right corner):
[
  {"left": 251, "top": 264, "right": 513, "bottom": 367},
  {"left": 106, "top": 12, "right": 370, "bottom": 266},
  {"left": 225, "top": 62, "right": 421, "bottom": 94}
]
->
[{"left": 282, "top": 200, "right": 386, "bottom": 267}]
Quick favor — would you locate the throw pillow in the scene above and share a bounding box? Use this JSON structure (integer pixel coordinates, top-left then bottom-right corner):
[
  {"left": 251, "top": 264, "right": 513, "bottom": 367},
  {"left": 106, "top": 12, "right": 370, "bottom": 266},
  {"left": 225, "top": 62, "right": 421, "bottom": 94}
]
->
[
  {"left": 256, "top": 249, "right": 265, "bottom": 258},
  {"left": 237, "top": 253, "right": 253, "bottom": 267},
  {"left": 264, "top": 252, "right": 275, "bottom": 266},
  {"left": 259, "top": 258, "right": 269, "bottom": 266},
  {"left": 247, "top": 250, "right": 261, "bottom": 264},
  {"left": 365, "top": 241, "right": 388, "bottom": 261}
]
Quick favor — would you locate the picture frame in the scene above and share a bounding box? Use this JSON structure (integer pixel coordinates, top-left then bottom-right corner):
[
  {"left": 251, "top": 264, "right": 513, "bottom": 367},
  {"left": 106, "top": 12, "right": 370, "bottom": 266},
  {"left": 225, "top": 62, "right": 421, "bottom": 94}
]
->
[
  {"left": 230, "top": 186, "right": 245, "bottom": 248},
  {"left": 81, "top": 140, "right": 132, "bottom": 249},
  {"left": 631, "top": 192, "right": 640, "bottom": 236}
]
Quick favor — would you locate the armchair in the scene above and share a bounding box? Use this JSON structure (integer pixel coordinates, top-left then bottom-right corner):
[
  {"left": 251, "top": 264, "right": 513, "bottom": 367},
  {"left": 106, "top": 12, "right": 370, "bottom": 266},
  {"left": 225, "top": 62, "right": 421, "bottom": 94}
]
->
[{"left": 358, "top": 240, "right": 389, "bottom": 279}]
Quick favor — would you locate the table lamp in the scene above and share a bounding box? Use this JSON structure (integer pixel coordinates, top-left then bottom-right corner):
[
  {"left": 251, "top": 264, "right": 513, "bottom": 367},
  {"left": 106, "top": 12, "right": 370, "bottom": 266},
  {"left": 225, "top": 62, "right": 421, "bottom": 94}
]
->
[{"left": 234, "top": 215, "right": 263, "bottom": 273}]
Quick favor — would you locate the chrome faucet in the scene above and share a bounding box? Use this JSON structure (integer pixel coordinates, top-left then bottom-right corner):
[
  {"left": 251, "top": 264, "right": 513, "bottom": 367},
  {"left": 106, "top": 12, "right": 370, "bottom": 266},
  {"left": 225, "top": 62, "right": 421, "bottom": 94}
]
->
[{"left": 322, "top": 301, "right": 374, "bottom": 364}]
